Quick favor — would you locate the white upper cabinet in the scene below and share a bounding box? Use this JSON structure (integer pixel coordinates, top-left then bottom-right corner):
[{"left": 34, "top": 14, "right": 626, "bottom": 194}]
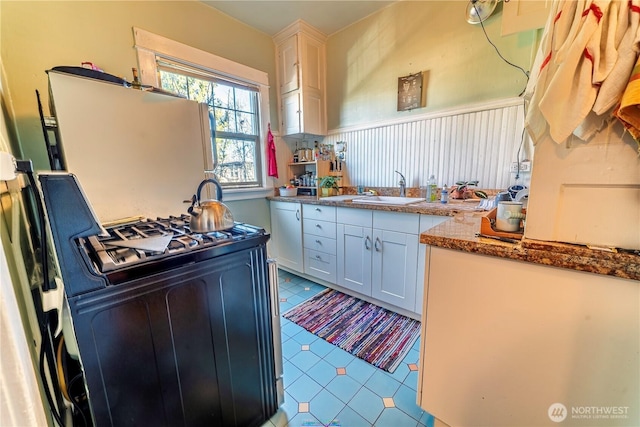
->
[
  {"left": 274, "top": 20, "right": 327, "bottom": 138},
  {"left": 501, "top": 0, "right": 551, "bottom": 36},
  {"left": 278, "top": 35, "right": 299, "bottom": 94}
]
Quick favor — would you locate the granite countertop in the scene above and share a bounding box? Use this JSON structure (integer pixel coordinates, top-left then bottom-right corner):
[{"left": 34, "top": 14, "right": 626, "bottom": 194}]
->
[
  {"left": 268, "top": 194, "right": 640, "bottom": 281},
  {"left": 420, "top": 211, "right": 639, "bottom": 281},
  {"left": 268, "top": 195, "right": 482, "bottom": 216}
]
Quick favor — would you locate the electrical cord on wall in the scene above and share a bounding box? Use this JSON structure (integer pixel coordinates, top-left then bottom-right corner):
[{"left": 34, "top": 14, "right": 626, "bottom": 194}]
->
[
  {"left": 471, "top": 0, "right": 532, "bottom": 182},
  {"left": 514, "top": 127, "right": 527, "bottom": 182},
  {"left": 472, "top": 1, "right": 530, "bottom": 96}
]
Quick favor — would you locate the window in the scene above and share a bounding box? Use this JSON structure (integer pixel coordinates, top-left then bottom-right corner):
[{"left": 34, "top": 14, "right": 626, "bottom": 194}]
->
[
  {"left": 133, "top": 27, "right": 271, "bottom": 198},
  {"left": 158, "top": 61, "right": 261, "bottom": 188}
]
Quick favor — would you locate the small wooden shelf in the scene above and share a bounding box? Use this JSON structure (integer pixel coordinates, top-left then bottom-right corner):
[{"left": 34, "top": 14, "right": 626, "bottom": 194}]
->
[
  {"left": 288, "top": 161, "right": 316, "bottom": 166},
  {"left": 287, "top": 159, "right": 346, "bottom": 195}
]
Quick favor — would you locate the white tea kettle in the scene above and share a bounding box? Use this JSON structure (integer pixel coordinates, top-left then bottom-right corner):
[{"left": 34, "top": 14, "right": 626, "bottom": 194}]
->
[{"left": 187, "top": 179, "right": 234, "bottom": 232}]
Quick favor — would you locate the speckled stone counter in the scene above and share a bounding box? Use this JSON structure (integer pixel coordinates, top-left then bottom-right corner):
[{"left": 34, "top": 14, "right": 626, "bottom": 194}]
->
[
  {"left": 268, "top": 195, "right": 640, "bottom": 281},
  {"left": 420, "top": 211, "right": 640, "bottom": 281},
  {"left": 268, "top": 195, "right": 481, "bottom": 216}
]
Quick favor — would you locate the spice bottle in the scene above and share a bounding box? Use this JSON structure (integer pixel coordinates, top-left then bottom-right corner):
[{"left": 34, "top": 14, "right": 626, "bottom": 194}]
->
[{"left": 440, "top": 185, "right": 448, "bottom": 204}]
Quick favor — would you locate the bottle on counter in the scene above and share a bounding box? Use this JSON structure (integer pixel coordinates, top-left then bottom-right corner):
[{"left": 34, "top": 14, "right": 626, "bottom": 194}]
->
[
  {"left": 426, "top": 174, "right": 438, "bottom": 202},
  {"left": 440, "top": 184, "right": 448, "bottom": 204}
]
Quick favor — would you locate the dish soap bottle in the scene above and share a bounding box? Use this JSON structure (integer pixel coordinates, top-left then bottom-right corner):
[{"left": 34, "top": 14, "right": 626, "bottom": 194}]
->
[
  {"left": 440, "top": 184, "right": 448, "bottom": 204},
  {"left": 426, "top": 174, "right": 438, "bottom": 202}
]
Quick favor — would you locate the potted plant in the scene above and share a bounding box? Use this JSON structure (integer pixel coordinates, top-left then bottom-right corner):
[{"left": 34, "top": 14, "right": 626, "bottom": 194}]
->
[
  {"left": 450, "top": 180, "right": 487, "bottom": 199},
  {"left": 319, "top": 176, "right": 339, "bottom": 197}
]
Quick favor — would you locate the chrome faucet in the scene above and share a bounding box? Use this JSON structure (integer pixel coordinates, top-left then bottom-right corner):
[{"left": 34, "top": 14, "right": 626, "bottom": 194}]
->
[{"left": 395, "top": 170, "right": 406, "bottom": 197}]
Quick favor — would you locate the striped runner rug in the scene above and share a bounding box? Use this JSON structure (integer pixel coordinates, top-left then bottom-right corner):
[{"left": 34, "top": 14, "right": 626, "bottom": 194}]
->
[{"left": 283, "top": 288, "right": 421, "bottom": 373}]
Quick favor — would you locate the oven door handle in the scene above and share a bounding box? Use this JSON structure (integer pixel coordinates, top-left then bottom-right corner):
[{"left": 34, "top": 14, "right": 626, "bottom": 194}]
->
[{"left": 267, "top": 258, "right": 280, "bottom": 317}]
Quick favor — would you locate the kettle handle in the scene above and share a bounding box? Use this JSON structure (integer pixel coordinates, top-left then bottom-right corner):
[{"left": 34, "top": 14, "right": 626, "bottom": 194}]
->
[{"left": 196, "top": 178, "right": 223, "bottom": 203}]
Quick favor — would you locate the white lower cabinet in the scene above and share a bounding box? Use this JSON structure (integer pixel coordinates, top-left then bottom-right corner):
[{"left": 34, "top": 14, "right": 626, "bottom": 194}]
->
[
  {"left": 415, "top": 214, "right": 450, "bottom": 315},
  {"left": 303, "top": 204, "right": 337, "bottom": 282},
  {"left": 418, "top": 247, "right": 640, "bottom": 427},
  {"left": 270, "top": 201, "right": 303, "bottom": 273},
  {"left": 336, "top": 209, "right": 373, "bottom": 295},
  {"left": 371, "top": 228, "right": 418, "bottom": 311},
  {"left": 337, "top": 208, "right": 420, "bottom": 312},
  {"left": 271, "top": 201, "right": 450, "bottom": 316}
]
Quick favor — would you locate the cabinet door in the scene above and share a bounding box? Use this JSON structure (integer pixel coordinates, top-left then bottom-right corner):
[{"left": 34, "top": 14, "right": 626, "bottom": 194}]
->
[
  {"left": 270, "top": 201, "right": 303, "bottom": 272},
  {"left": 300, "top": 34, "right": 323, "bottom": 93},
  {"left": 299, "top": 34, "right": 326, "bottom": 135},
  {"left": 301, "top": 89, "right": 325, "bottom": 136},
  {"left": 371, "top": 229, "right": 419, "bottom": 311},
  {"left": 416, "top": 215, "right": 450, "bottom": 316},
  {"left": 278, "top": 34, "right": 299, "bottom": 94},
  {"left": 337, "top": 223, "right": 373, "bottom": 295},
  {"left": 282, "top": 91, "right": 301, "bottom": 136}
]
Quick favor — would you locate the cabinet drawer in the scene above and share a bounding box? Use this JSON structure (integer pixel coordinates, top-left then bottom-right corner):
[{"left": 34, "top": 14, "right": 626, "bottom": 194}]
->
[
  {"left": 304, "top": 248, "right": 337, "bottom": 283},
  {"left": 337, "top": 207, "right": 372, "bottom": 227},
  {"left": 303, "top": 233, "right": 337, "bottom": 255},
  {"left": 303, "top": 218, "right": 336, "bottom": 239},
  {"left": 373, "top": 211, "right": 419, "bottom": 234},
  {"left": 303, "top": 204, "right": 336, "bottom": 221},
  {"left": 270, "top": 200, "right": 301, "bottom": 213}
]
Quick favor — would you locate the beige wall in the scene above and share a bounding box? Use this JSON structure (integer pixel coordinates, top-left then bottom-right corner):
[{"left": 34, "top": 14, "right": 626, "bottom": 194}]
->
[
  {"left": 326, "top": 1, "right": 538, "bottom": 130},
  {"left": 1, "top": 0, "right": 277, "bottom": 171},
  {"left": 1, "top": 0, "right": 539, "bottom": 173}
]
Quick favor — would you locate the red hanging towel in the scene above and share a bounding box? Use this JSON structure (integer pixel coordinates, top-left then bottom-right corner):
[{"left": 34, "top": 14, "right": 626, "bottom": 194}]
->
[{"left": 267, "top": 123, "right": 278, "bottom": 178}]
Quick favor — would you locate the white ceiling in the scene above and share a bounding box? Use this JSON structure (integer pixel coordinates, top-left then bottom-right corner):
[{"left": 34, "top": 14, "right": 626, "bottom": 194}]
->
[{"left": 201, "top": 1, "right": 396, "bottom": 36}]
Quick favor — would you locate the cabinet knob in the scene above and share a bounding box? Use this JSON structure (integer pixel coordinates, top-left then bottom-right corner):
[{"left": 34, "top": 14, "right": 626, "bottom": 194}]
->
[
  {"left": 315, "top": 224, "right": 322, "bottom": 228},
  {"left": 315, "top": 254, "right": 322, "bottom": 260},
  {"left": 315, "top": 239, "right": 322, "bottom": 245},
  {"left": 315, "top": 208, "right": 321, "bottom": 212},
  {"left": 365, "top": 236, "right": 372, "bottom": 250}
]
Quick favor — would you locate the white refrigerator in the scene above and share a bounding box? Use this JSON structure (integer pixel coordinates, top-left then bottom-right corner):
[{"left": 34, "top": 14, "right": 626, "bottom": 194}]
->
[
  {"left": 524, "top": 125, "right": 640, "bottom": 251},
  {"left": 48, "top": 70, "right": 214, "bottom": 223}
]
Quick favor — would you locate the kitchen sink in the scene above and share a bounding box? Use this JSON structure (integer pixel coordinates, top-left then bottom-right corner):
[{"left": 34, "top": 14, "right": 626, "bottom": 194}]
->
[
  {"left": 351, "top": 196, "right": 426, "bottom": 205},
  {"left": 319, "top": 195, "right": 358, "bottom": 201}
]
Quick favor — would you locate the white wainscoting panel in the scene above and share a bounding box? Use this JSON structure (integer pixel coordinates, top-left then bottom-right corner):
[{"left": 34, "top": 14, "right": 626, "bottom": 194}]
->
[{"left": 321, "top": 98, "right": 527, "bottom": 190}]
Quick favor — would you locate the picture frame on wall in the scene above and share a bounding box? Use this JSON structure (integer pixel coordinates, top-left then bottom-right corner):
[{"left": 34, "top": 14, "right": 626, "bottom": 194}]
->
[{"left": 397, "top": 72, "right": 423, "bottom": 111}]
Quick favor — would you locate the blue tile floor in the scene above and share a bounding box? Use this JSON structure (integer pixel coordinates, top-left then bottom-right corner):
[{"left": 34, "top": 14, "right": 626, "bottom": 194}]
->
[{"left": 262, "top": 269, "right": 435, "bottom": 427}]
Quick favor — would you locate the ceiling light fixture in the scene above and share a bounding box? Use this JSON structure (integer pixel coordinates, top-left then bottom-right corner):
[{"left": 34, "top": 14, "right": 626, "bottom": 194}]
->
[{"left": 466, "top": 0, "right": 499, "bottom": 24}]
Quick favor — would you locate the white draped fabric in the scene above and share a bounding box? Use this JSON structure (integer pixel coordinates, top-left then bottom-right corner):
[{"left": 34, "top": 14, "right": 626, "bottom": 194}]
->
[{"left": 525, "top": 0, "right": 640, "bottom": 144}]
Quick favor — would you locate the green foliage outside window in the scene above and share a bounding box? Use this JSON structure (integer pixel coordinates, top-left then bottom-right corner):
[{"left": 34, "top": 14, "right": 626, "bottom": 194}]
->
[{"left": 159, "top": 69, "right": 260, "bottom": 187}]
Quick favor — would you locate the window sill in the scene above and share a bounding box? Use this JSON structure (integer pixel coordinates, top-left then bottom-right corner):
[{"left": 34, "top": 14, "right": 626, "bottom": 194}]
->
[{"left": 221, "top": 187, "right": 274, "bottom": 201}]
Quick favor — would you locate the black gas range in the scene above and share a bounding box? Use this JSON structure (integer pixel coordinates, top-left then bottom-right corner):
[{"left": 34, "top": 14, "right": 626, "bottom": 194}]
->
[
  {"left": 39, "top": 173, "right": 280, "bottom": 427},
  {"left": 82, "top": 214, "right": 268, "bottom": 285}
]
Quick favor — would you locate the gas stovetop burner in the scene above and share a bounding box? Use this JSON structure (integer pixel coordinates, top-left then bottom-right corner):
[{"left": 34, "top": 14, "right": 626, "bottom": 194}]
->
[{"left": 82, "top": 214, "right": 266, "bottom": 274}]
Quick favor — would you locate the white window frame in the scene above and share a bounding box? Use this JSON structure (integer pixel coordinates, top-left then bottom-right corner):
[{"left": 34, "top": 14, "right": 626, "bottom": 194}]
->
[{"left": 133, "top": 27, "right": 272, "bottom": 200}]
